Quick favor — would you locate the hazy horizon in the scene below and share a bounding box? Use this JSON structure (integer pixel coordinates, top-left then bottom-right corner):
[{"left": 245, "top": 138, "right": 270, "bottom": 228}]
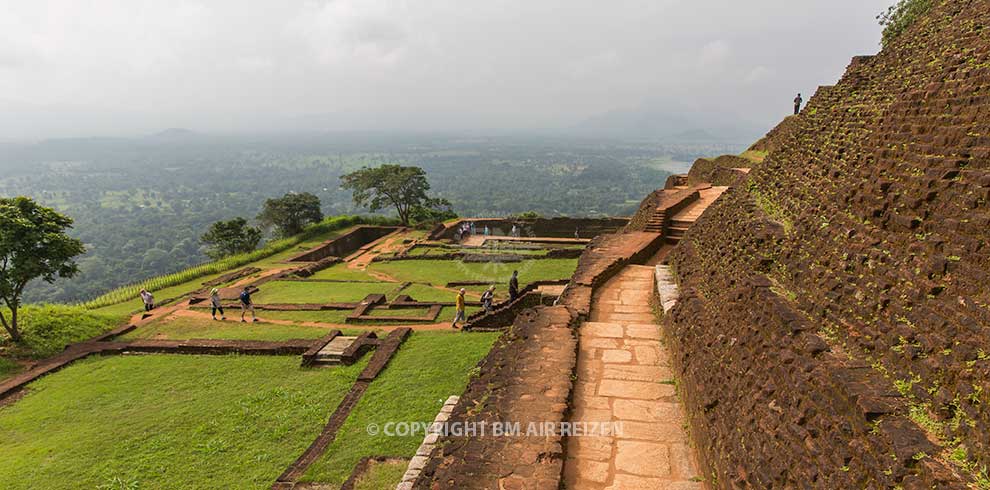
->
[{"left": 2, "top": 0, "right": 892, "bottom": 140}]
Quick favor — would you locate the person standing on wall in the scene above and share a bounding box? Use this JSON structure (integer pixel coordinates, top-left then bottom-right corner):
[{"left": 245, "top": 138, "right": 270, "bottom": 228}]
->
[
  {"left": 451, "top": 288, "right": 467, "bottom": 329},
  {"left": 794, "top": 93, "right": 803, "bottom": 115},
  {"left": 508, "top": 270, "right": 519, "bottom": 301}
]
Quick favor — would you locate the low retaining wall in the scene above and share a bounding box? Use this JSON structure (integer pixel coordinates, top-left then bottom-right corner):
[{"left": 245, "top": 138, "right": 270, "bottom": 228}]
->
[
  {"left": 288, "top": 226, "right": 400, "bottom": 262},
  {"left": 429, "top": 217, "right": 628, "bottom": 241},
  {"left": 624, "top": 187, "right": 700, "bottom": 232},
  {"left": 412, "top": 306, "right": 579, "bottom": 490},
  {"left": 273, "top": 328, "right": 412, "bottom": 488},
  {"left": 413, "top": 229, "right": 664, "bottom": 489},
  {"left": 0, "top": 337, "right": 327, "bottom": 403},
  {"left": 464, "top": 279, "right": 570, "bottom": 331}
]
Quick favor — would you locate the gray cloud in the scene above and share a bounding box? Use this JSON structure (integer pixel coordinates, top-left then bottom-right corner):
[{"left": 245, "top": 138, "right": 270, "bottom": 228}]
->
[{"left": 0, "top": 0, "right": 893, "bottom": 139}]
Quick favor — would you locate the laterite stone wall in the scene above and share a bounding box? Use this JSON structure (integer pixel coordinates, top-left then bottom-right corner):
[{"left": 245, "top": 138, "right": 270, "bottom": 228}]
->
[{"left": 667, "top": 0, "right": 990, "bottom": 486}]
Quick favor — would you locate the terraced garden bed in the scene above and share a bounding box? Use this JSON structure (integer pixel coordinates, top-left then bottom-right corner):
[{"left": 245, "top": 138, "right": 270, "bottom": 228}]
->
[
  {"left": 299, "top": 331, "right": 499, "bottom": 486},
  {"left": 0, "top": 354, "right": 368, "bottom": 489}
]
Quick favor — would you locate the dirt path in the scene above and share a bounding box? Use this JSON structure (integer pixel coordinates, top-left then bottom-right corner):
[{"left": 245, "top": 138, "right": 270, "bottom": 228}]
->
[
  {"left": 230, "top": 266, "right": 295, "bottom": 289},
  {"left": 128, "top": 299, "right": 191, "bottom": 327},
  {"left": 346, "top": 231, "right": 407, "bottom": 271},
  {"left": 169, "top": 308, "right": 457, "bottom": 332},
  {"left": 563, "top": 265, "right": 704, "bottom": 490}
]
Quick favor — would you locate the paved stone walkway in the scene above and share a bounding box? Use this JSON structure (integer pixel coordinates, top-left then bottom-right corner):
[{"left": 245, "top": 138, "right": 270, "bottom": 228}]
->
[{"left": 564, "top": 265, "right": 704, "bottom": 490}]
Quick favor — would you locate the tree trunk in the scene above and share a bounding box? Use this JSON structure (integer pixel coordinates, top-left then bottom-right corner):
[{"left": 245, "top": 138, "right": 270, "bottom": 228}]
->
[{"left": 0, "top": 305, "right": 21, "bottom": 343}]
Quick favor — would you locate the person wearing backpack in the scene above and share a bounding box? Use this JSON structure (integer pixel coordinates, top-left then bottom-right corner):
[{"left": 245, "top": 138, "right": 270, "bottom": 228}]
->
[
  {"left": 140, "top": 289, "right": 155, "bottom": 312},
  {"left": 239, "top": 286, "right": 258, "bottom": 323},
  {"left": 210, "top": 288, "right": 226, "bottom": 321},
  {"left": 480, "top": 285, "right": 496, "bottom": 313}
]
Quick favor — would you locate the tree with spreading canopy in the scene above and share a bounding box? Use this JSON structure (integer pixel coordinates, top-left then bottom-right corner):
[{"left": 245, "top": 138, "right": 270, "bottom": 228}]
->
[
  {"left": 0, "top": 197, "right": 86, "bottom": 343},
  {"left": 340, "top": 165, "right": 454, "bottom": 226},
  {"left": 256, "top": 192, "right": 323, "bottom": 237},
  {"left": 200, "top": 217, "right": 262, "bottom": 259}
]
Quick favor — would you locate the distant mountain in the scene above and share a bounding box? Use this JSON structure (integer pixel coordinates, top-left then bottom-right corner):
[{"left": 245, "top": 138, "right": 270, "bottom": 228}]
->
[{"left": 566, "top": 105, "right": 764, "bottom": 143}]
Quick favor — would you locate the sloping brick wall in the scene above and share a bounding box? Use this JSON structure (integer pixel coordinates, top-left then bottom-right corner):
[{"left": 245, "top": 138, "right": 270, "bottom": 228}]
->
[{"left": 667, "top": 0, "right": 990, "bottom": 484}]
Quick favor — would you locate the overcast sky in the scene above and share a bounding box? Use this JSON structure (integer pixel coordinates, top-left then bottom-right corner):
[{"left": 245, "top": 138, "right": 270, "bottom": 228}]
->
[{"left": 0, "top": 0, "right": 892, "bottom": 140}]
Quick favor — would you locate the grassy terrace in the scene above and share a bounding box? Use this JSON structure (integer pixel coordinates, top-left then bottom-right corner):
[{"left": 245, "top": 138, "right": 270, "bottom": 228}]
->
[
  {"left": 301, "top": 331, "right": 499, "bottom": 485},
  {"left": 117, "top": 315, "right": 335, "bottom": 341},
  {"left": 253, "top": 281, "right": 397, "bottom": 304},
  {"left": 1, "top": 224, "right": 578, "bottom": 488},
  {"left": 368, "top": 258, "right": 577, "bottom": 286},
  {"left": 0, "top": 355, "right": 368, "bottom": 490}
]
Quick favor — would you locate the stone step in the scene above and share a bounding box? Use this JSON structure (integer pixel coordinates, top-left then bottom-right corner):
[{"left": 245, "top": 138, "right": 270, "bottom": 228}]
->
[{"left": 313, "top": 336, "right": 359, "bottom": 364}]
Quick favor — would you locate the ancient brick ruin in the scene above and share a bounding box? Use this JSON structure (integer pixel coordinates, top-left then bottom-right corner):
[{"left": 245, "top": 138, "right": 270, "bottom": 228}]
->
[
  {"left": 5, "top": 2, "right": 989, "bottom": 488},
  {"left": 664, "top": 0, "right": 990, "bottom": 487}
]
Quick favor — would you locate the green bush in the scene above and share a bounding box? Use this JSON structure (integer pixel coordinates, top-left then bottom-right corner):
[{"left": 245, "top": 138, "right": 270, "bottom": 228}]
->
[
  {"left": 878, "top": 0, "right": 933, "bottom": 47},
  {"left": 2, "top": 304, "right": 120, "bottom": 358},
  {"left": 81, "top": 215, "right": 398, "bottom": 310}
]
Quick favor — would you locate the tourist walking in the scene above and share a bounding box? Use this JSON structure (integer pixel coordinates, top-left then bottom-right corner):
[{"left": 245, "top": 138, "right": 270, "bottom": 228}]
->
[
  {"left": 140, "top": 289, "right": 154, "bottom": 312},
  {"left": 794, "top": 93, "right": 803, "bottom": 115},
  {"left": 508, "top": 270, "right": 519, "bottom": 301},
  {"left": 511, "top": 224, "right": 519, "bottom": 237},
  {"left": 239, "top": 286, "right": 258, "bottom": 322},
  {"left": 452, "top": 288, "right": 467, "bottom": 329},
  {"left": 210, "top": 288, "right": 226, "bottom": 321},
  {"left": 480, "top": 285, "right": 496, "bottom": 313},
  {"left": 484, "top": 225, "right": 490, "bottom": 236}
]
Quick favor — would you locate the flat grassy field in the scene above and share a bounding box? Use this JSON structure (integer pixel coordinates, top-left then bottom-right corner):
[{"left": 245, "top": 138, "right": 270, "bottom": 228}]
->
[
  {"left": 354, "top": 459, "right": 409, "bottom": 490},
  {"left": 308, "top": 264, "right": 382, "bottom": 282},
  {"left": 1, "top": 305, "right": 121, "bottom": 358},
  {"left": 253, "top": 281, "right": 395, "bottom": 304},
  {"left": 364, "top": 307, "right": 433, "bottom": 318},
  {"left": 253, "top": 309, "right": 354, "bottom": 324},
  {"left": 117, "top": 315, "right": 334, "bottom": 341},
  {"left": 368, "top": 258, "right": 578, "bottom": 287},
  {"left": 396, "top": 283, "right": 460, "bottom": 302},
  {"left": 0, "top": 354, "right": 368, "bottom": 490},
  {"left": 300, "top": 331, "right": 499, "bottom": 484}
]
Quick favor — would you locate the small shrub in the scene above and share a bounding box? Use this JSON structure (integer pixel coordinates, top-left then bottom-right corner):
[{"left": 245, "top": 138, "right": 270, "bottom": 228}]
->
[
  {"left": 1, "top": 304, "right": 119, "bottom": 358},
  {"left": 877, "top": 0, "right": 934, "bottom": 47}
]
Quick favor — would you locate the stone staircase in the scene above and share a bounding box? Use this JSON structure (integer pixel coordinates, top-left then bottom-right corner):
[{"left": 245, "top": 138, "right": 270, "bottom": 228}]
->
[
  {"left": 311, "top": 335, "right": 359, "bottom": 365},
  {"left": 643, "top": 210, "right": 667, "bottom": 233},
  {"left": 663, "top": 186, "right": 729, "bottom": 245}
]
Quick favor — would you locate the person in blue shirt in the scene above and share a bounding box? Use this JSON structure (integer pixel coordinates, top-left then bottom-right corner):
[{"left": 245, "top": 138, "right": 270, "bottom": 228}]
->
[{"left": 240, "top": 286, "right": 258, "bottom": 323}]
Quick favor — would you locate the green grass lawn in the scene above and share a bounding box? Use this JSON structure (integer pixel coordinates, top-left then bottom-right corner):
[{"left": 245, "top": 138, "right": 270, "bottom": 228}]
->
[
  {"left": 0, "top": 354, "right": 368, "bottom": 490},
  {"left": 0, "top": 357, "right": 21, "bottom": 381},
  {"left": 309, "top": 264, "right": 383, "bottom": 282},
  {"left": 1, "top": 305, "right": 122, "bottom": 358},
  {"left": 365, "top": 307, "right": 432, "bottom": 318},
  {"left": 300, "top": 331, "right": 499, "bottom": 484},
  {"left": 89, "top": 268, "right": 237, "bottom": 318},
  {"left": 253, "top": 281, "right": 395, "bottom": 304},
  {"left": 396, "top": 283, "right": 460, "bottom": 302},
  {"left": 254, "top": 309, "right": 355, "bottom": 324},
  {"left": 117, "top": 314, "right": 334, "bottom": 341},
  {"left": 368, "top": 258, "right": 578, "bottom": 287},
  {"left": 354, "top": 459, "right": 409, "bottom": 490}
]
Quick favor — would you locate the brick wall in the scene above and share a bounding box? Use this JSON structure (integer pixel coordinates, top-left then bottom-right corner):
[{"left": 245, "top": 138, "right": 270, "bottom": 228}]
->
[{"left": 668, "top": 0, "right": 990, "bottom": 485}]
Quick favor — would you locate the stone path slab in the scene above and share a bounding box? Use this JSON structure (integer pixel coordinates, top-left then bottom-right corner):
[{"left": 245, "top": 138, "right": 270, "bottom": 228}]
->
[{"left": 564, "top": 265, "right": 705, "bottom": 490}]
